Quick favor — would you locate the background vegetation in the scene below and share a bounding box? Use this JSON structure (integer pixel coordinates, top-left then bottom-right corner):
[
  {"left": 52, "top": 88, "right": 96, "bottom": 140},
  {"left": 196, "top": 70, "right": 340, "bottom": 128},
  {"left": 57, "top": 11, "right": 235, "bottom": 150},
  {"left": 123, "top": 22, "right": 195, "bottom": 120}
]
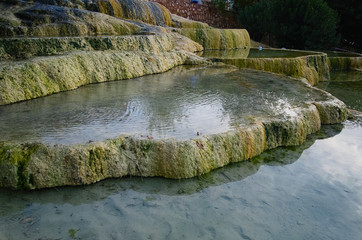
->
[{"left": 212, "top": 0, "right": 361, "bottom": 52}]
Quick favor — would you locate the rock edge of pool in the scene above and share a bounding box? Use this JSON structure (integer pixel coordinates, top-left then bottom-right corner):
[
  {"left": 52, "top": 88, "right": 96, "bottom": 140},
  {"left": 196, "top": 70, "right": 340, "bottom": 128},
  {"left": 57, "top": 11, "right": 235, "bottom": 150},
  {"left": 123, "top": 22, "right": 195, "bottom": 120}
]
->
[{"left": 0, "top": 95, "right": 347, "bottom": 190}]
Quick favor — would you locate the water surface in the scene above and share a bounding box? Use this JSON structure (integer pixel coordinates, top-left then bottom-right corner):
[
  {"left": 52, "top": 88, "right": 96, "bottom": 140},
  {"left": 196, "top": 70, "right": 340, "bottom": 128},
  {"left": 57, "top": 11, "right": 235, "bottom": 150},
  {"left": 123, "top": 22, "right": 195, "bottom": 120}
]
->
[
  {"left": 201, "top": 48, "right": 317, "bottom": 59},
  {"left": 317, "top": 71, "right": 362, "bottom": 111},
  {"left": 0, "top": 123, "right": 361, "bottom": 239},
  {"left": 0, "top": 66, "right": 328, "bottom": 145},
  {"left": 0, "top": 67, "right": 361, "bottom": 240},
  {"left": 323, "top": 51, "right": 362, "bottom": 58}
]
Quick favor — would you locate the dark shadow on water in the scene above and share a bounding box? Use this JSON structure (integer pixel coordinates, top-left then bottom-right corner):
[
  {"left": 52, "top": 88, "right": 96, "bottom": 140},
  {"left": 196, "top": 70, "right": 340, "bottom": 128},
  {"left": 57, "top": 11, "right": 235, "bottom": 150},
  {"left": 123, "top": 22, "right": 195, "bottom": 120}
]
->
[{"left": 0, "top": 124, "right": 343, "bottom": 216}]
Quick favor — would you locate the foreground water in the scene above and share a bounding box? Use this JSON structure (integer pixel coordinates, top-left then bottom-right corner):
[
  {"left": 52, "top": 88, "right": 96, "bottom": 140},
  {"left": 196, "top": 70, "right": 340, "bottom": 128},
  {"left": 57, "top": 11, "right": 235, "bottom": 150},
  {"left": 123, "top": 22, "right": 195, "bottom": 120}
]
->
[
  {"left": 0, "top": 66, "right": 327, "bottom": 144},
  {"left": 1, "top": 66, "right": 361, "bottom": 239},
  {"left": 0, "top": 122, "right": 361, "bottom": 239}
]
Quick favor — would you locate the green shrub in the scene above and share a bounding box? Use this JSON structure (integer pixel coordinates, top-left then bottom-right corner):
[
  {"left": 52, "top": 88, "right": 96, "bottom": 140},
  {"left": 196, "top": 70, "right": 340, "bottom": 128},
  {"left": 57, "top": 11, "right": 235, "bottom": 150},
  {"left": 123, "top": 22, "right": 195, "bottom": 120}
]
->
[
  {"left": 325, "top": 0, "right": 361, "bottom": 51},
  {"left": 238, "top": 0, "right": 340, "bottom": 50}
]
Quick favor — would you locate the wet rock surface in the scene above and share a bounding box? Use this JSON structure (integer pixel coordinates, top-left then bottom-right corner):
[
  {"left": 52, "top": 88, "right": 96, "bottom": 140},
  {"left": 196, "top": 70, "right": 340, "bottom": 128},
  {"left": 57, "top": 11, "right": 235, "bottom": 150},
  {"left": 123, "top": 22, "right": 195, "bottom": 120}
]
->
[
  {"left": 0, "top": 67, "right": 348, "bottom": 189},
  {"left": 0, "top": 0, "right": 353, "bottom": 190}
]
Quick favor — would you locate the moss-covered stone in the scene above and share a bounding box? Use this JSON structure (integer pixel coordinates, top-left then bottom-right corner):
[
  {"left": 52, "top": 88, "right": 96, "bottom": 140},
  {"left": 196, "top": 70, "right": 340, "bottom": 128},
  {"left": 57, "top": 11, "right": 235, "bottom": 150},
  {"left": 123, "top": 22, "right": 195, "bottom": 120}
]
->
[{"left": 0, "top": 143, "right": 39, "bottom": 189}]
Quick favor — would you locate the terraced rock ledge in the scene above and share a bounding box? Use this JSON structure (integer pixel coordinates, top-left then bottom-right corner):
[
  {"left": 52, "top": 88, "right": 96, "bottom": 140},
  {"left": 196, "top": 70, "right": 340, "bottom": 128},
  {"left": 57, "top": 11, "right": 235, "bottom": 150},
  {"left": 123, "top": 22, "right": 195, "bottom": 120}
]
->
[
  {"left": 0, "top": 88, "right": 347, "bottom": 190},
  {"left": 327, "top": 52, "right": 362, "bottom": 71},
  {"left": 203, "top": 48, "right": 330, "bottom": 85},
  {"left": 0, "top": 0, "right": 351, "bottom": 190}
]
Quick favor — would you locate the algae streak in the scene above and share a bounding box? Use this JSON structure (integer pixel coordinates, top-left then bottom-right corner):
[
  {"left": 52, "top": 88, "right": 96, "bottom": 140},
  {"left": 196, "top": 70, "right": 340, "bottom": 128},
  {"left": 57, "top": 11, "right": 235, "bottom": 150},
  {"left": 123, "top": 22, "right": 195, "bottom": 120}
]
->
[
  {"left": 328, "top": 57, "right": 362, "bottom": 71},
  {"left": 176, "top": 28, "right": 251, "bottom": 50}
]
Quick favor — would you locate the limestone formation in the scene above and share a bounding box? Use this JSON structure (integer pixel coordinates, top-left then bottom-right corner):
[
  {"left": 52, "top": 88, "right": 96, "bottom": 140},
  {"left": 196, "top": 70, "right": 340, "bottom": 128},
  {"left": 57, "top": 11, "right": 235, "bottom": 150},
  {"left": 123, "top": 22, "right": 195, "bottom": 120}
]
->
[
  {"left": 0, "top": 0, "right": 207, "bottom": 105},
  {"left": 0, "top": 93, "right": 347, "bottom": 190},
  {"left": 213, "top": 50, "right": 330, "bottom": 85},
  {"left": 0, "top": 1, "right": 141, "bottom": 37},
  {"left": 0, "top": 0, "right": 353, "bottom": 190},
  {"left": 328, "top": 56, "right": 362, "bottom": 71},
  {"left": 176, "top": 28, "right": 251, "bottom": 50},
  {"left": 0, "top": 50, "right": 193, "bottom": 105},
  {"left": 0, "top": 35, "right": 175, "bottom": 60}
]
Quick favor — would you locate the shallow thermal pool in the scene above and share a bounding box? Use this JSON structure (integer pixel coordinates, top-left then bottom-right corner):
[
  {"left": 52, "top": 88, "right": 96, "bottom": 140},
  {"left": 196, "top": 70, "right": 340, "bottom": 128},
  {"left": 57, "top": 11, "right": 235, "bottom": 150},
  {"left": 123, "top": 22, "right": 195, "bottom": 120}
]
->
[
  {"left": 323, "top": 51, "right": 362, "bottom": 58},
  {"left": 0, "top": 122, "right": 361, "bottom": 239},
  {"left": 317, "top": 70, "right": 362, "bottom": 111},
  {"left": 201, "top": 48, "right": 318, "bottom": 59},
  {"left": 0, "top": 66, "right": 328, "bottom": 145}
]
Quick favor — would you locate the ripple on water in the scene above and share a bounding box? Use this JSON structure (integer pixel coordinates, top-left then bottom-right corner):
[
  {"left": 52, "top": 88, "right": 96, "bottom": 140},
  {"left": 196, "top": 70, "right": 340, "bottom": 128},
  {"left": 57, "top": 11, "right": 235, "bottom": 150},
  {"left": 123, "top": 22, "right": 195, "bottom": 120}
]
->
[{"left": 0, "top": 66, "right": 329, "bottom": 144}]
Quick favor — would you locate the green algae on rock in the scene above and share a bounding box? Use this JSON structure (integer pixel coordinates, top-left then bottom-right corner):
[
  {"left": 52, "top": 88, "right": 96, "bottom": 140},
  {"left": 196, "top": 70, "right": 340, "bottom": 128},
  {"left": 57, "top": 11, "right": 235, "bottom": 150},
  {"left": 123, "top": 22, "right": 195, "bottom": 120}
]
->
[
  {"left": 328, "top": 57, "right": 362, "bottom": 71},
  {"left": 176, "top": 28, "right": 251, "bottom": 50},
  {"left": 205, "top": 48, "right": 330, "bottom": 85},
  {"left": 0, "top": 34, "right": 177, "bottom": 60},
  {"left": 0, "top": 0, "right": 352, "bottom": 191},
  {"left": 0, "top": 97, "right": 347, "bottom": 190},
  {"left": 0, "top": 66, "right": 348, "bottom": 190},
  {"left": 0, "top": 49, "right": 196, "bottom": 105}
]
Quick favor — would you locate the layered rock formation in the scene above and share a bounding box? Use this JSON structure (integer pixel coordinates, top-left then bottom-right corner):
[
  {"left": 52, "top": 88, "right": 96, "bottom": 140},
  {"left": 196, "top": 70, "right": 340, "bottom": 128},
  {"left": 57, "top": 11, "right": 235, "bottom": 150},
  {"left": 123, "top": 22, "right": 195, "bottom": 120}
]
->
[
  {"left": 176, "top": 28, "right": 250, "bottom": 50},
  {"left": 0, "top": 0, "right": 351, "bottom": 190},
  {"left": 0, "top": 0, "right": 210, "bottom": 105},
  {"left": 328, "top": 56, "right": 362, "bottom": 71},
  {"left": 202, "top": 48, "right": 330, "bottom": 85},
  {"left": 0, "top": 94, "right": 348, "bottom": 189}
]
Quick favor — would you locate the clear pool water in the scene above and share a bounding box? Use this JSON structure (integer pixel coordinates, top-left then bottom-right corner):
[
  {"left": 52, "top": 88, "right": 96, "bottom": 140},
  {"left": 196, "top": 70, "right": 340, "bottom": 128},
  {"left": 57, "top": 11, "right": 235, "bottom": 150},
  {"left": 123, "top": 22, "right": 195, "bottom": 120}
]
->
[
  {"left": 0, "top": 122, "right": 361, "bottom": 239},
  {"left": 323, "top": 51, "right": 362, "bottom": 58},
  {"left": 0, "top": 66, "right": 328, "bottom": 145},
  {"left": 317, "top": 71, "right": 362, "bottom": 111},
  {"left": 201, "top": 48, "right": 317, "bottom": 59},
  {"left": 1, "top": 66, "right": 361, "bottom": 240}
]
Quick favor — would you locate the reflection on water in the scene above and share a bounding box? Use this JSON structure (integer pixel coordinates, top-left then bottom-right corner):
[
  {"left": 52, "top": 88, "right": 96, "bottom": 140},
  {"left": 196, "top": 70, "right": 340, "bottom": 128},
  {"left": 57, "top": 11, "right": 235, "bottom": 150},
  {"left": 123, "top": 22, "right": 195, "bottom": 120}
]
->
[
  {"left": 201, "top": 48, "right": 317, "bottom": 59},
  {"left": 1, "top": 123, "right": 361, "bottom": 239},
  {"left": 317, "top": 71, "right": 362, "bottom": 111},
  {"left": 323, "top": 51, "right": 362, "bottom": 58},
  {"left": 0, "top": 66, "right": 328, "bottom": 144}
]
